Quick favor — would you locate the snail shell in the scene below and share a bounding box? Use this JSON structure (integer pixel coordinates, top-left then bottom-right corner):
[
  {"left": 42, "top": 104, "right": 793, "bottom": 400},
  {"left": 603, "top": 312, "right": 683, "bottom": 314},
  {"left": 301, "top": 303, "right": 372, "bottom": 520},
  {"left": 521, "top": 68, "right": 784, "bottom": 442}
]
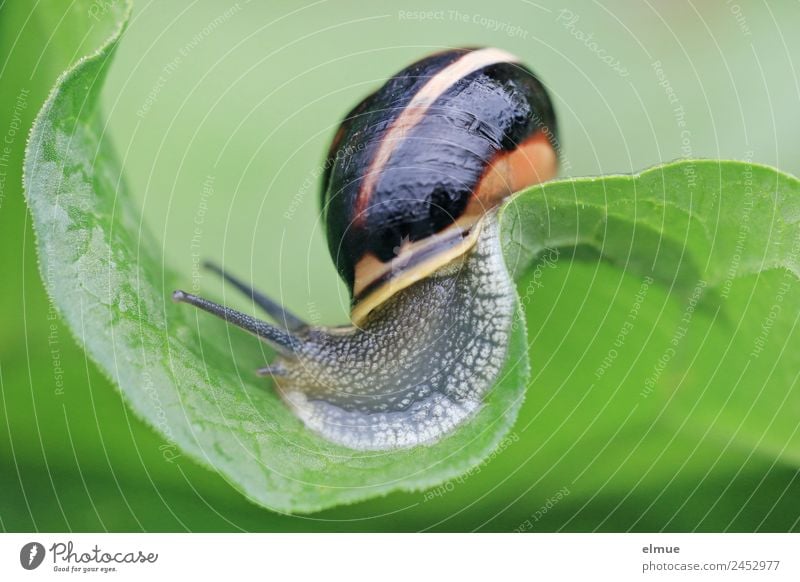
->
[
  {"left": 173, "top": 47, "right": 558, "bottom": 450},
  {"left": 323, "top": 47, "right": 558, "bottom": 323}
]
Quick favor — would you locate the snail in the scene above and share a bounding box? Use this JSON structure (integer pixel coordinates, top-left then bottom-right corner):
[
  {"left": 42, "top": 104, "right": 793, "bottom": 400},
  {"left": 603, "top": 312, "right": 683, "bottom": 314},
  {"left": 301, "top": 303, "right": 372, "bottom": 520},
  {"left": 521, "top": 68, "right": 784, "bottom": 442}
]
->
[{"left": 173, "top": 47, "right": 558, "bottom": 451}]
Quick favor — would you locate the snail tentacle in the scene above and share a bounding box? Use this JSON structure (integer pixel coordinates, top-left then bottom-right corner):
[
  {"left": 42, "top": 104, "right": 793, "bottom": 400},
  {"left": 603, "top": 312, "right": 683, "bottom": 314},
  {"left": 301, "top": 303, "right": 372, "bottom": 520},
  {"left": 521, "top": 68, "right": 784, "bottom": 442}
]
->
[
  {"left": 171, "top": 290, "right": 302, "bottom": 356},
  {"left": 256, "top": 363, "right": 289, "bottom": 377},
  {"left": 202, "top": 261, "right": 307, "bottom": 331}
]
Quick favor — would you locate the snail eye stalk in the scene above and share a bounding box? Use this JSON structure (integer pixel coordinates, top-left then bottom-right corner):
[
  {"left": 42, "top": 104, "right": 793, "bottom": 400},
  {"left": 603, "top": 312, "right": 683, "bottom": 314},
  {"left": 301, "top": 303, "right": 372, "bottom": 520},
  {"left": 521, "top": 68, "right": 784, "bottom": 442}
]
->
[
  {"left": 171, "top": 290, "right": 301, "bottom": 356},
  {"left": 202, "top": 261, "right": 307, "bottom": 331}
]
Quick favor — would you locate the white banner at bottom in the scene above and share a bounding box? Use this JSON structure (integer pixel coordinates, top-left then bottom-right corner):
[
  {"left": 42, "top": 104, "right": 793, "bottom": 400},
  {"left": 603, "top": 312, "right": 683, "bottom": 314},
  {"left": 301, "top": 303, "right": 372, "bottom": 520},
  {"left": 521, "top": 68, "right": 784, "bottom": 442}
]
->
[{"left": 1, "top": 533, "right": 797, "bottom": 581}]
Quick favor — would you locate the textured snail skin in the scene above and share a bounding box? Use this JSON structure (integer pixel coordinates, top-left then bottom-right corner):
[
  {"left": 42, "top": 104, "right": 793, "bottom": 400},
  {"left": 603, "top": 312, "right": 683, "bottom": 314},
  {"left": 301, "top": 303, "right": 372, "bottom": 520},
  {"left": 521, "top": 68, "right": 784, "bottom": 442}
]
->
[{"left": 275, "top": 211, "right": 515, "bottom": 450}]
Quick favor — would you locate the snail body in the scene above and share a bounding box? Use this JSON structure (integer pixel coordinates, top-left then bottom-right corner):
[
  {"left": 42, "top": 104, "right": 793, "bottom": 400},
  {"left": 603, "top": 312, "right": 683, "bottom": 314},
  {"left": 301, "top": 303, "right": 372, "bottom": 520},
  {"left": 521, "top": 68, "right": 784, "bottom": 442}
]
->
[
  {"left": 279, "top": 212, "right": 514, "bottom": 449},
  {"left": 173, "top": 47, "right": 558, "bottom": 451}
]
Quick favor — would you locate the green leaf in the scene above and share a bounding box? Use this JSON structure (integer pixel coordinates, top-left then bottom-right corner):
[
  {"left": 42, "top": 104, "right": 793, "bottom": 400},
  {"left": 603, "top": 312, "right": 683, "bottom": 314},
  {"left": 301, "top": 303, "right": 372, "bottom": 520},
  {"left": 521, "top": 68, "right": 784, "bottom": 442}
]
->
[
  {"left": 496, "top": 161, "right": 800, "bottom": 525},
  {"left": 22, "top": 4, "right": 530, "bottom": 514}
]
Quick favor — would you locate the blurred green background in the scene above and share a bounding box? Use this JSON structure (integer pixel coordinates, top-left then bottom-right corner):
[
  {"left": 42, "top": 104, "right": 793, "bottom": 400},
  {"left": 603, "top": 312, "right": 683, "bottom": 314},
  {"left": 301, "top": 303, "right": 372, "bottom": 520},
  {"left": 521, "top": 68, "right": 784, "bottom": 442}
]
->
[{"left": 2, "top": 0, "right": 799, "bottom": 531}]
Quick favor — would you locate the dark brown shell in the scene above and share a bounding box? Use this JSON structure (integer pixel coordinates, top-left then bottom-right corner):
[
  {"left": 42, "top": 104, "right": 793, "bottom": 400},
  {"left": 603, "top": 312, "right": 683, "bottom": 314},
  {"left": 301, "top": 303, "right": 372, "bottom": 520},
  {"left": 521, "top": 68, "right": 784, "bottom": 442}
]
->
[{"left": 320, "top": 47, "right": 559, "bottom": 322}]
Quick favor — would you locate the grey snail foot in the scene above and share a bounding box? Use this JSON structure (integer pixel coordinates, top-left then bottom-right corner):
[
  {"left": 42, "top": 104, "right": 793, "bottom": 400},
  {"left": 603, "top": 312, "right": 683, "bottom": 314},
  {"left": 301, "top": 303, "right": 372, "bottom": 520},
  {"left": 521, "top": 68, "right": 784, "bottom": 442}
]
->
[{"left": 173, "top": 212, "right": 516, "bottom": 451}]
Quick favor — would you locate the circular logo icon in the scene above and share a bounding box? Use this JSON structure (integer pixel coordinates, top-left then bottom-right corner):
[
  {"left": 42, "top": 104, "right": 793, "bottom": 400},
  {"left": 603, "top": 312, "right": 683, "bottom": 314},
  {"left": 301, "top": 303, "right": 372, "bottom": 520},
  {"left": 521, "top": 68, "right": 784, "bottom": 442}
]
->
[{"left": 19, "top": 542, "right": 45, "bottom": 570}]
